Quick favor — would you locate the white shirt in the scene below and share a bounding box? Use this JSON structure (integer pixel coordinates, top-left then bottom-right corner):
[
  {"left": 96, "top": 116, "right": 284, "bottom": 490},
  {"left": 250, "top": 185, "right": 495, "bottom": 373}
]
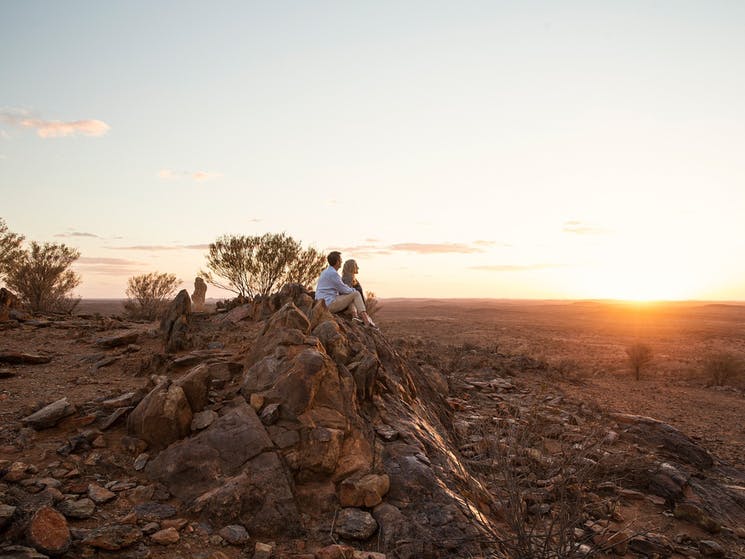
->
[{"left": 315, "top": 265, "right": 355, "bottom": 306}]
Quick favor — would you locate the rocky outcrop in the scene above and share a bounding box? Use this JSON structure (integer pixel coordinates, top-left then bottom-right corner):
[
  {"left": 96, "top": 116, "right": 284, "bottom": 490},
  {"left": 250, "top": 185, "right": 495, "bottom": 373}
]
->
[
  {"left": 160, "top": 290, "right": 191, "bottom": 353},
  {"left": 191, "top": 277, "right": 207, "bottom": 312}
]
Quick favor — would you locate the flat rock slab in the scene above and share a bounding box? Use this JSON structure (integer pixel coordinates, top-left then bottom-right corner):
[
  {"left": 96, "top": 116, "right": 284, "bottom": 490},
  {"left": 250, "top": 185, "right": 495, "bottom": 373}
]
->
[
  {"left": 0, "top": 352, "right": 52, "bottom": 365},
  {"left": 95, "top": 332, "right": 139, "bottom": 348},
  {"left": 82, "top": 525, "right": 143, "bottom": 550},
  {"left": 21, "top": 398, "right": 76, "bottom": 430},
  {"left": 0, "top": 546, "right": 51, "bottom": 558}
]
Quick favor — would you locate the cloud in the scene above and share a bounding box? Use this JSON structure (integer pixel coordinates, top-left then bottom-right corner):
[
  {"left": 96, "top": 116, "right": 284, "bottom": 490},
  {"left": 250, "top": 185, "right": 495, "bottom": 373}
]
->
[
  {"left": 339, "top": 240, "right": 499, "bottom": 257},
  {"left": 158, "top": 169, "right": 223, "bottom": 182},
  {"left": 75, "top": 256, "right": 143, "bottom": 276},
  {"left": 470, "top": 263, "right": 567, "bottom": 272},
  {"left": 562, "top": 220, "right": 607, "bottom": 235},
  {"left": 0, "top": 108, "right": 110, "bottom": 138},
  {"left": 388, "top": 242, "right": 485, "bottom": 254},
  {"left": 54, "top": 231, "right": 101, "bottom": 239},
  {"left": 108, "top": 244, "right": 209, "bottom": 251}
]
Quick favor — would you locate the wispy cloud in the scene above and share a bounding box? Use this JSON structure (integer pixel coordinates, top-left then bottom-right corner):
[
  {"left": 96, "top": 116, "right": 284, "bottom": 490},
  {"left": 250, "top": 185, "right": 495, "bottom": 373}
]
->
[
  {"left": 562, "top": 220, "right": 607, "bottom": 235},
  {"left": 340, "top": 240, "right": 499, "bottom": 257},
  {"left": 75, "top": 256, "right": 144, "bottom": 276},
  {"left": 389, "top": 242, "right": 485, "bottom": 254},
  {"left": 54, "top": 231, "right": 101, "bottom": 239},
  {"left": 107, "top": 244, "right": 209, "bottom": 251},
  {"left": 0, "top": 108, "right": 110, "bottom": 138},
  {"left": 471, "top": 263, "right": 567, "bottom": 272},
  {"left": 158, "top": 169, "right": 223, "bottom": 182}
]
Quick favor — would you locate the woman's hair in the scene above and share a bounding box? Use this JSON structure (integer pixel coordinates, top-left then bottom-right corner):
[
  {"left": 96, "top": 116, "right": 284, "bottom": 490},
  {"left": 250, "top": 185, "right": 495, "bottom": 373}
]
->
[{"left": 341, "top": 259, "right": 358, "bottom": 287}]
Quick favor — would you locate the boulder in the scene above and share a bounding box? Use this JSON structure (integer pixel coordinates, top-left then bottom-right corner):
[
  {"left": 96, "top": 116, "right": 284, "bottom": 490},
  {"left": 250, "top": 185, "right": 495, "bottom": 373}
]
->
[
  {"left": 218, "top": 524, "right": 249, "bottom": 546},
  {"left": 334, "top": 508, "right": 378, "bottom": 540},
  {"left": 21, "top": 398, "right": 76, "bottom": 430},
  {"left": 339, "top": 473, "right": 390, "bottom": 508},
  {"left": 191, "top": 451, "right": 302, "bottom": 537},
  {"left": 191, "top": 277, "right": 207, "bottom": 312},
  {"left": 173, "top": 363, "right": 212, "bottom": 412},
  {"left": 160, "top": 290, "right": 191, "bottom": 353},
  {"left": 95, "top": 331, "right": 139, "bottom": 348},
  {"left": 26, "top": 506, "right": 70, "bottom": 556},
  {"left": 313, "top": 320, "right": 350, "bottom": 364},
  {"left": 126, "top": 382, "right": 192, "bottom": 451},
  {"left": 145, "top": 401, "right": 273, "bottom": 501}
]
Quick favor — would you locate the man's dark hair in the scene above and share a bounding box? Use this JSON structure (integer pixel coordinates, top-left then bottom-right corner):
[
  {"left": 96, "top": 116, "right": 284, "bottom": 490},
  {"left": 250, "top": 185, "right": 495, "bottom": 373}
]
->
[{"left": 327, "top": 251, "right": 342, "bottom": 266}]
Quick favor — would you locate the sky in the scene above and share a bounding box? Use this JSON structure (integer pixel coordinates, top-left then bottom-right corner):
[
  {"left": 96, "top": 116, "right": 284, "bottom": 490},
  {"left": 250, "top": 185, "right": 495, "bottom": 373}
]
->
[{"left": 1, "top": 1, "right": 745, "bottom": 301}]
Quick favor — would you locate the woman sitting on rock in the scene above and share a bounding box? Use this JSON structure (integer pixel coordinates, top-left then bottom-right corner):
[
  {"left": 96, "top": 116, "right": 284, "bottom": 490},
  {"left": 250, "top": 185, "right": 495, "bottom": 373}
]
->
[{"left": 341, "top": 259, "right": 365, "bottom": 304}]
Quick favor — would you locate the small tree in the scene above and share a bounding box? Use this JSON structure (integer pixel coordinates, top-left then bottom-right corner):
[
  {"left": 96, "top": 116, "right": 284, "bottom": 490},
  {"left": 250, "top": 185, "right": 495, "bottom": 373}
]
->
[
  {"left": 703, "top": 351, "right": 743, "bottom": 387},
  {"left": 124, "top": 272, "right": 180, "bottom": 320},
  {"left": 626, "top": 343, "right": 653, "bottom": 380},
  {"left": 5, "top": 241, "right": 81, "bottom": 313},
  {"left": 0, "top": 217, "right": 25, "bottom": 285},
  {"left": 202, "top": 232, "right": 326, "bottom": 298}
]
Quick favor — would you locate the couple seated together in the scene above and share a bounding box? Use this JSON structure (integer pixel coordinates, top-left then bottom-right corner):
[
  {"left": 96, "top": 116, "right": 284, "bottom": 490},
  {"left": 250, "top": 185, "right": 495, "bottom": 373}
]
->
[{"left": 315, "top": 251, "right": 376, "bottom": 328}]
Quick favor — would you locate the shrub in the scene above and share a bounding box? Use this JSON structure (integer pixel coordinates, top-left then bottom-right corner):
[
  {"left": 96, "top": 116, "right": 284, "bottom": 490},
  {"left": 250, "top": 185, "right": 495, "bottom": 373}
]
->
[
  {"left": 124, "top": 272, "right": 180, "bottom": 320},
  {"left": 625, "top": 343, "right": 653, "bottom": 380},
  {"left": 703, "top": 351, "right": 743, "bottom": 387},
  {"left": 202, "top": 232, "right": 326, "bottom": 298},
  {"left": 0, "top": 217, "right": 24, "bottom": 285},
  {"left": 4, "top": 241, "right": 81, "bottom": 313},
  {"left": 365, "top": 291, "right": 382, "bottom": 318}
]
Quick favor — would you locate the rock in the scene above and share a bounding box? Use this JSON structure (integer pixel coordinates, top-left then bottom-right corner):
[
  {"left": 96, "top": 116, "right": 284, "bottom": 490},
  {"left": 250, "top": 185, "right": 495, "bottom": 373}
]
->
[
  {"left": 95, "top": 331, "right": 139, "bottom": 348},
  {"left": 260, "top": 403, "right": 280, "bottom": 425},
  {"left": 315, "top": 544, "right": 356, "bottom": 559},
  {"left": 133, "top": 502, "right": 177, "bottom": 521},
  {"left": 0, "top": 504, "right": 16, "bottom": 530},
  {"left": 628, "top": 533, "right": 673, "bottom": 557},
  {"left": 218, "top": 524, "right": 250, "bottom": 545},
  {"left": 133, "top": 453, "right": 149, "bottom": 471},
  {"left": 149, "top": 527, "right": 179, "bottom": 545},
  {"left": 173, "top": 363, "right": 212, "bottom": 412},
  {"left": 339, "top": 473, "right": 390, "bottom": 508},
  {"left": 101, "top": 392, "right": 138, "bottom": 408},
  {"left": 334, "top": 508, "right": 378, "bottom": 540},
  {"left": 160, "top": 290, "right": 191, "bottom": 353},
  {"left": 618, "top": 414, "right": 714, "bottom": 469},
  {"left": 191, "top": 451, "right": 301, "bottom": 537},
  {"left": 26, "top": 506, "right": 70, "bottom": 556},
  {"left": 0, "top": 546, "right": 50, "bottom": 559},
  {"left": 313, "top": 320, "right": 350, "bottom": 364},
  {"left": 82, "top": 525, "right": 143, "bottom": 550},
  {"left": 100, "top": 406, "right": 133, "bottom": 430},
  {"left": 3, "top": 461, "right": 31, "bottom": 482},
  {"left": 192, "top": 277, "right": 207, "bottom": 312},
  {"left": 254, "top": 542, "right": 274, "bottom": 559},
  {"left": 21, "top": 398, "right": 76, "bottom": 430},
  {"left": 57, "top": 498, "right": 95, "bottom": 519},
  {"left": 0, "top": 287, "right": 17, "bottom": 322},
  {"left": 374, "top": 425, "right": 398, "bottom": 441},
  {"left": 191, "top": 410, "right": 218, "bottom": 430},
  {"left": 141, "top": 522, "right": 160, "bottom": 535},
  {"left": 88, "top": 483, "right": 117, "bottom": 504},
  {"left": 699, "top": 540, "right": 725, "bottom": 557},
  {"left": 145, "top": 401, "right": 273, "bottom": 500},
  {"left": 674, "top": 501, "right": 721, "bottom": 533},
  {"left": 126, "top": 382, "right": 192, "bottom": 451},
  {"left": 0, "top": 352, "right": 51, "bottom": 365},
  {"left": 219, "top": 304, "right": 253, "bottom": 324}
]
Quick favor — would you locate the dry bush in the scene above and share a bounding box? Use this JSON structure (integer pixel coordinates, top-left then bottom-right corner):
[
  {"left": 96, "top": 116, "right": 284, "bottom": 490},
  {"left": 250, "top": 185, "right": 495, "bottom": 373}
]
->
[
  {"left": 0, "top": 217, "right": 25, "bottom": 285},
  {"left": 625, "top": 343, "right": 653, "bottom": 380},
  {"left": 480, "top": 415, "right": 634, "bottom": 559},
  {"left": 365, "top": 291, "right": 382, "bottom": 318},
  {"left": 202, "top": 233, "right": 325, "bottom": 298},
  {"left": 4, "top": 241, "right": 81, "bottom": 313},
  {"left": 124, "top": 272, "right": 180, "bottom": 320},
  {"left": 703, "top": 351, "right": 743, "bottom": 387}
]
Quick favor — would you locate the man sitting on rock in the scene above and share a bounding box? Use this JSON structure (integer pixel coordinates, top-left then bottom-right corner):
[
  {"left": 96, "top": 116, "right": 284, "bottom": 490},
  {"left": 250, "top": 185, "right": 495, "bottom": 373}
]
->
[{"left": 315, "top": 251, "right": 376, "bottom": 327}]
